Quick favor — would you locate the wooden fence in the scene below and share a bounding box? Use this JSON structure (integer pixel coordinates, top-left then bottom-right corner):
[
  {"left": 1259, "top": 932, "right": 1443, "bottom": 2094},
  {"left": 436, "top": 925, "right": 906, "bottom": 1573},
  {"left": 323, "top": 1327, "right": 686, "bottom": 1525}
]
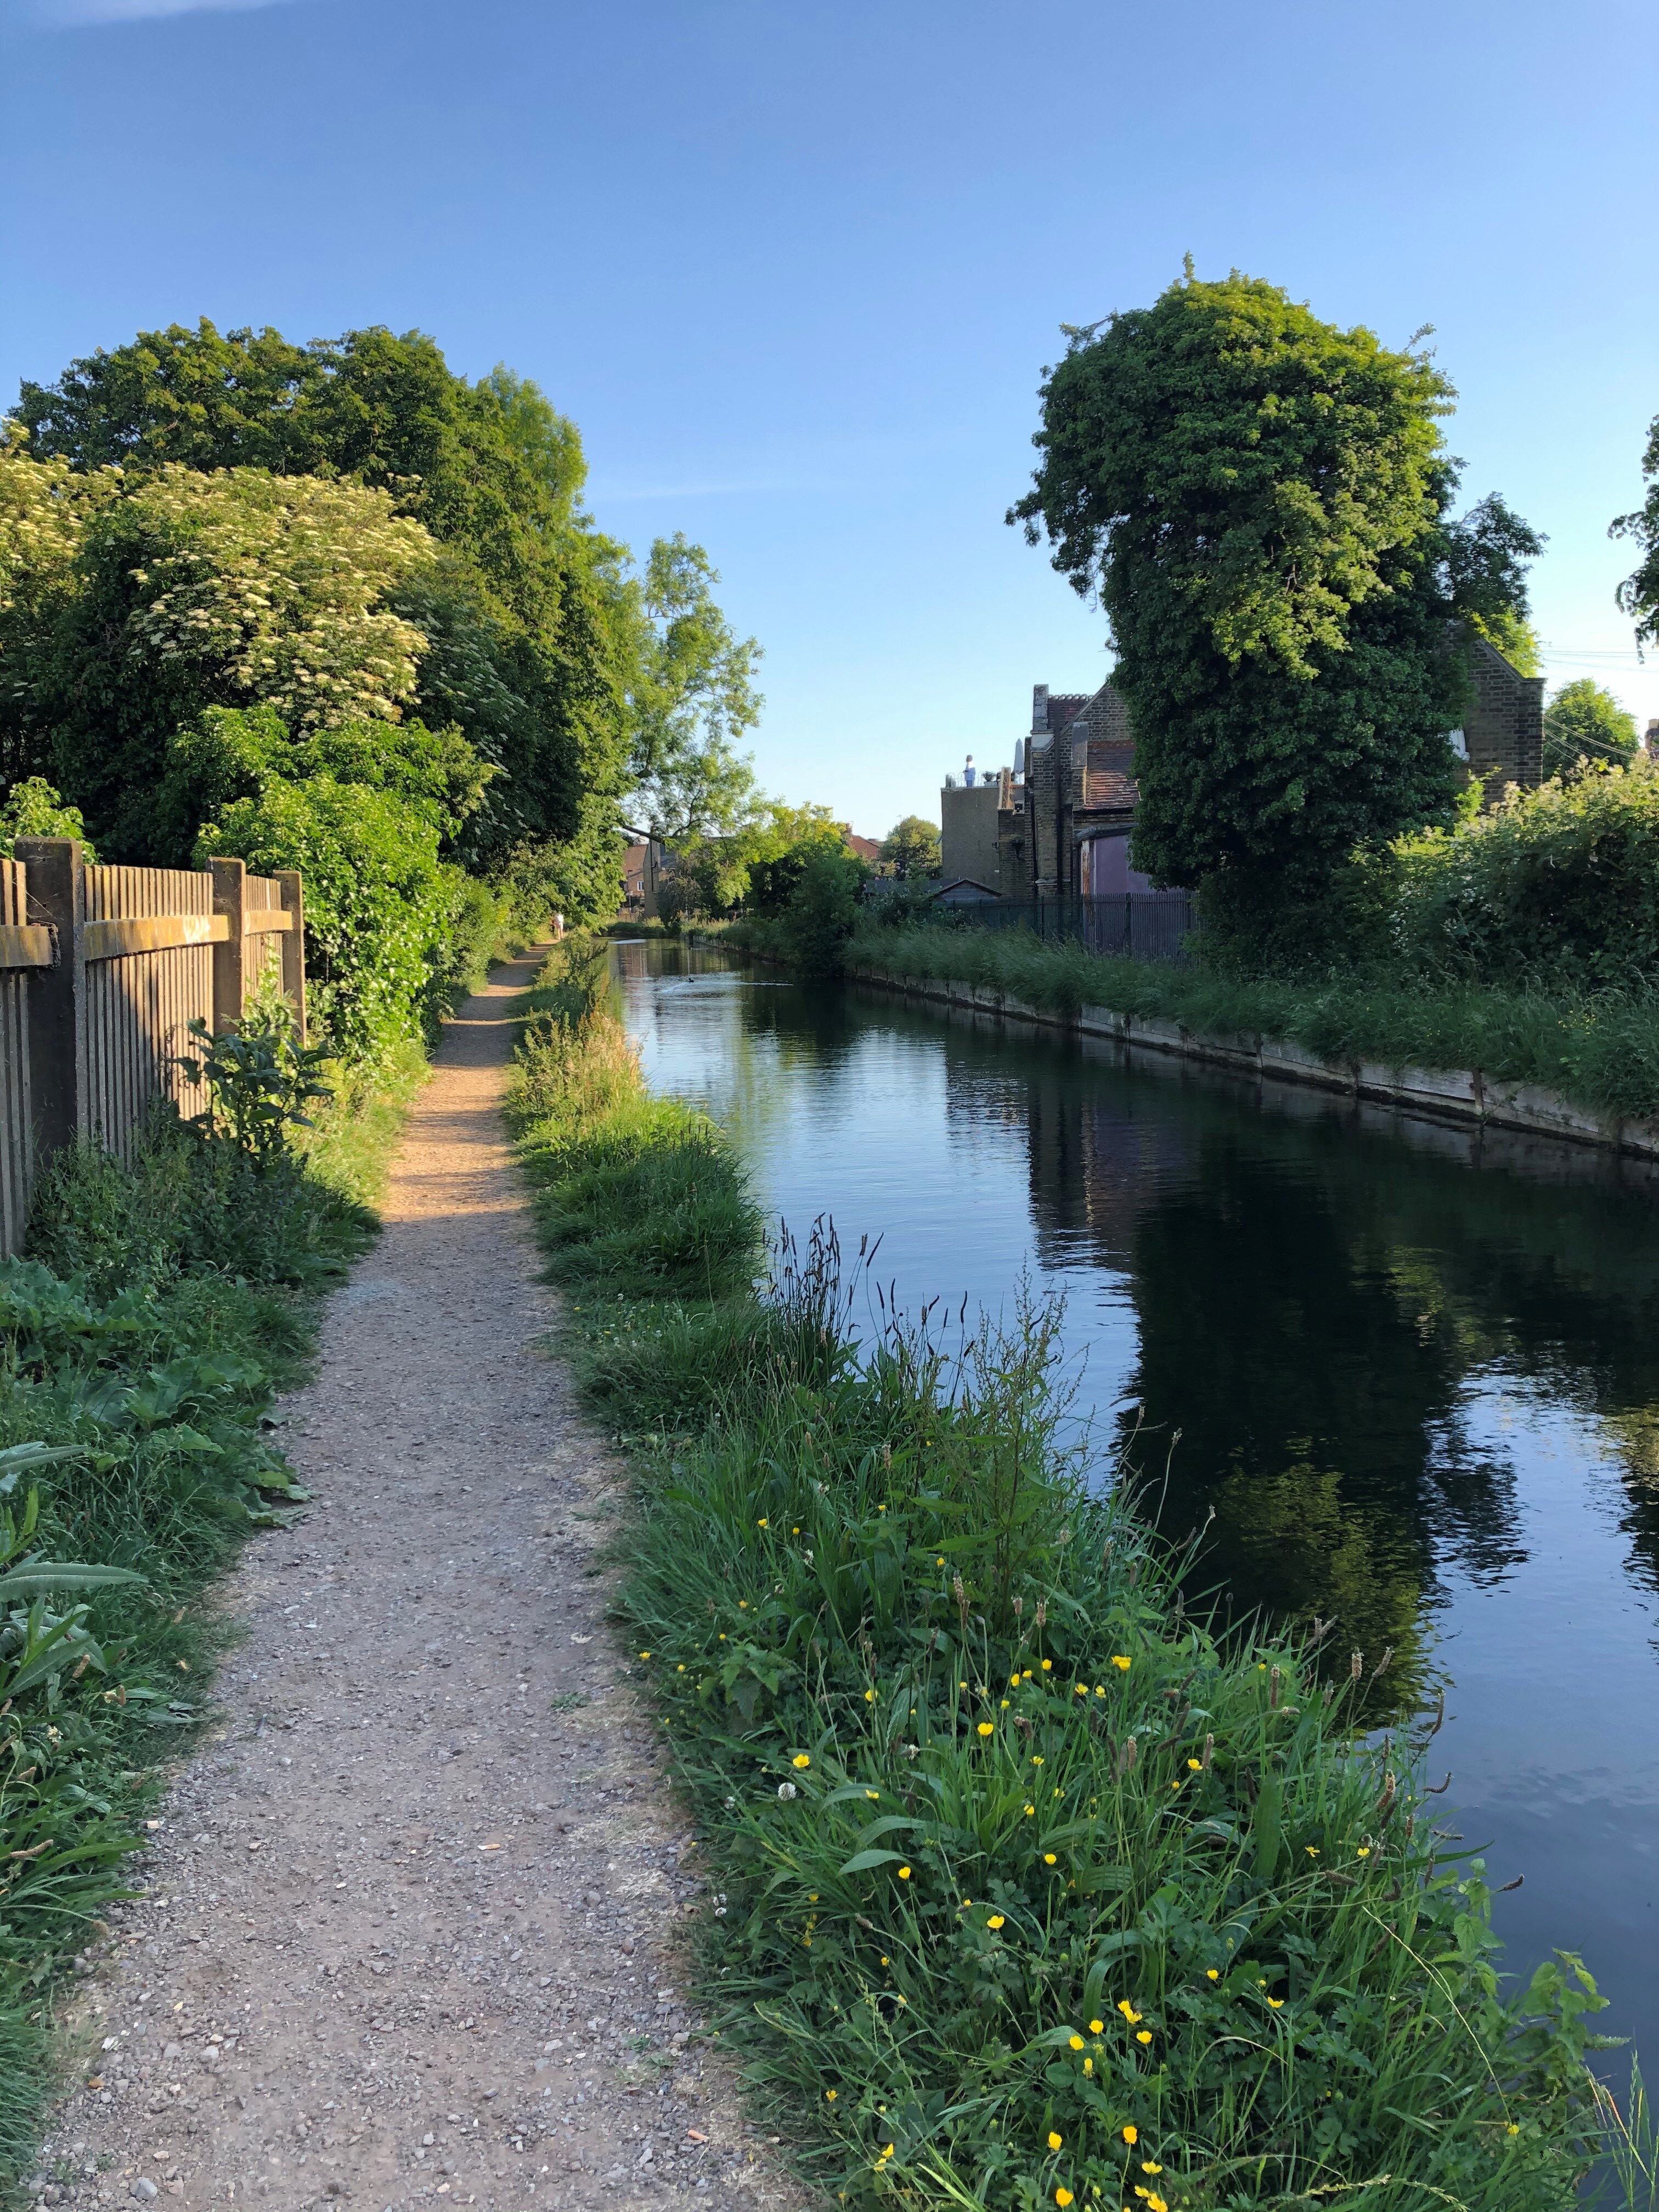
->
[{"left": 0, "top": 838, "right": 306, "bottom": 1256}]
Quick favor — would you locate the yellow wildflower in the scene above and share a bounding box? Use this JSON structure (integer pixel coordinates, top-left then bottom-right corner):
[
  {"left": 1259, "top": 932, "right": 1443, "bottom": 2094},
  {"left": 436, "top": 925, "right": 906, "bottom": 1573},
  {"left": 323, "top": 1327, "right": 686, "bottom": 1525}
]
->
[
  {"left": 987, "top": 1914, "right": 1006, "bottom": 1929},
  {"left": 792, "top": 1753, "right": 810, "bottom": 1769},
  {"left": 1068, "top": 2034, "right": 1085, "bottom": 2051},
  {"left": 1088, "top": 2017, "right": 1104, "bottom": 2033},
  {"left": 1040, "top": 1658, "right": 1053, "bottom": 1671},
  {"left": 1136, "top": 2029, "right": 1153, "bottom": 2045},
  {"left": 1206, "top": 1968, "right": 1219, "bottom": 1980},
  {"left": 1111, "top": 1655, "right": 1131, "bottom": 1671},
  {"left": 757, "top": 1518, "right": 767, "bottom": 1527},
  {"left": 1048, "top": 2131, "right": 1063, "bottom": 2152},
  {"left": 1122, "top": 2124, "right": 1138, "bottom": 2145},
  {"left": 864, "top": 1688, "right": 877, "bottom": 1703},
  {"left": 1118, "top": 2000, "right": 1142, "bottom": 2023},
  {"left": 1187, "top": 1758, "right": 1201, "bottom": 1770},
  {"left": 1056, "top": 2192, "right": 1074, "bottom": 2209},
  {"left": 825, "top": 2088, "right": 836, "bottom": 2100},
  {"left": 977, "top": 1721, "right": 995, "bottom": 1737},
  {"left": 639, "top": 1650, "right": 652, "bottom": 1659},
  {"left": 1043, "top": 1852, "right": 1058, "bottom": 1866},
  {"left": 898, "top": 1865, "right": 911, "bottom": 1879}
]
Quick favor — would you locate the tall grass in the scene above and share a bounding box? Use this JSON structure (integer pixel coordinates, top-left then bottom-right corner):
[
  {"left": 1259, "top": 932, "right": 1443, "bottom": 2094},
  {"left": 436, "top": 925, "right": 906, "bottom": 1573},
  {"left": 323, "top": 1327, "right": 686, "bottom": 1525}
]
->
[
  {"left": 810, "top": 919, "right": 1659, "bottom": 1124},
  {"left": 509, "top": 937, "right": 1626, "bottom": 2211}
]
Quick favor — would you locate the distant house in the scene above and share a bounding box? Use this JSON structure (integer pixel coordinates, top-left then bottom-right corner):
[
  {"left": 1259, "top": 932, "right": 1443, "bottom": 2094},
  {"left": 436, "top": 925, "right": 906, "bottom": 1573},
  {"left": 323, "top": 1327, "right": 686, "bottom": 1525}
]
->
[{"left": 959, "top": 641, "right": 1544, "bottom": 905}]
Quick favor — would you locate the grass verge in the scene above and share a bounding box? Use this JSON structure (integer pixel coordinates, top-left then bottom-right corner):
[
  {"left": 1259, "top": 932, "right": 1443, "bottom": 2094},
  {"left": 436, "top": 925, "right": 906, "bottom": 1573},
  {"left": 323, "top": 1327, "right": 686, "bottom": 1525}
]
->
[
  {"left": 507, "top": 936, "right": 1625, "bottom": 2211},
  {"left": 0, "top": 1042, "right": 419, "bottom": 2194},
  {"left": 723, "top": 917, "right": 1659, "bottom": 1126}
]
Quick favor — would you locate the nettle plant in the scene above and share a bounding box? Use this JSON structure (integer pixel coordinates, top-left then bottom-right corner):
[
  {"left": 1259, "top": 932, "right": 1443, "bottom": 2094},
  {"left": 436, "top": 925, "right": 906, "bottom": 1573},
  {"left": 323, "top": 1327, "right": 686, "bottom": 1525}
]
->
[{"left": 174, "top": 1001, "right": 332, "bottom": 1165}]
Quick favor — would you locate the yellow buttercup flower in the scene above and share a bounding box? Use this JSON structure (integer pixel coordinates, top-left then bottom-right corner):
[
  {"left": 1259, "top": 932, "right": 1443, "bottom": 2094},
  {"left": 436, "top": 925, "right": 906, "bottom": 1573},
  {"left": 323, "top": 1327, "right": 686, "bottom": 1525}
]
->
[
  {"left": 1141, "top": 2163, "right": 1163, "bottom": 2175},
  {"left": 1068, "top": 2034, "right": 1085, "bottom": 2051},
  {"left": 757, "top": 1518, "right": 768, "bottom": 1527},
  {"left": 1122, "top": 2124, "right": 1138, "bottom": 2145},
  {"left": 987, "top": 1914, "right": 1005, "bottom": 1929},
  {"left": 1040, "top": 1658, "right": 1053, "bottom": 1671},
  {"left": 1206, "top": 1968, "right": 1219, "bottom": 1980},
  {"left": 1056, "top": 2192, "right": 1074, "bottom": 2209},
  {"left": 1043, "top": 1852, "right": 1058, "bottom": 1866},
  {"left": 824, "top": 2088, "right": 836, "bottom": 2100},
  {"left": 1187, "top": 1758, "right": 1201, "bottom": 1771},
  {"left": 1088, "top": 2017, "right": 1104, "bottom": 2033},
  {"left": 898, "top": 1865, "right": 911, "bottom": 1878},
  {"left": 977, "top": 1722, "right": 995, "bottom": 1737},
  {"left": 1118, "top": 2000, "right": 1142, "bottom": 2022},
  {"left": 1010, "top": 1673, "right": 1021, "bottom": 1688},
  {"left": 792, "top": 1753, "right": 810, "bottom": 1769},
  {"left": 865, "top": 1788, "right": 879, "bottom": 1800},
  {"left": 1267, "top": 1996, "right": 1284, "bottom": 2008},
  {"left": 1024, "top": 1803, "right": 1036, "bottom": 1816},
  {"left": 1075, "top": 1683, "right": 1088, "bottom": 1696},
  {"left": 1048, "top": 2130, "right": 1063, "bottom": 2151},
  {"left": 865, "top": 1688, "right": 877, "bottom": 1703},
  {"left": 1136, "top": 2029, "right": 1153, "bottom": 2045},
  {"left": 1111, "top": 1655, "right": 1131, "bottom": 1671},
  {"left": 1357, "top": 1846, "right": 1371, "bottom": 1858},
  {"left": 639, "top": 1650, "right": 651, "bottom": 1659}
]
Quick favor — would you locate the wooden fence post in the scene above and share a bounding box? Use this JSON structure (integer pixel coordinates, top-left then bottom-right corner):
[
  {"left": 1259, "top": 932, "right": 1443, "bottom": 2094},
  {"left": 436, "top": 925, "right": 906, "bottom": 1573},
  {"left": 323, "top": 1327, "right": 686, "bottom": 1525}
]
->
[
  {"left": 275, "top": 870, "right": 307, "bottom": 1042},
  {"left": 14, "top": 836, "right": 86, "bottom": 1164},
  {"left": 210, "top": 857, "right": 245, "bottom": 1034}
]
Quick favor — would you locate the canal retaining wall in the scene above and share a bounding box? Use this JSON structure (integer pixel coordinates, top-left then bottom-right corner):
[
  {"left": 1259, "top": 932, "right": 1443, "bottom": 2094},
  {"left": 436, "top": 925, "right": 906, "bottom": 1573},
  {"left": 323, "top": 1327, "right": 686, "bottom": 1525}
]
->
[{"left": 841, "top": 962, "right": 1659, "bottom": 1164}]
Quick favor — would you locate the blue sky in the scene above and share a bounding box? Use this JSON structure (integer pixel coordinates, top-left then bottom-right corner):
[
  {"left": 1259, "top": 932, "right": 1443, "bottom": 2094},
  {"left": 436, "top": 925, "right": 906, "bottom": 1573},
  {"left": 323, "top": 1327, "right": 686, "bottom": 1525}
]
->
[{"left": 2, "top": 0, "right": 1655, "bottom": 837}]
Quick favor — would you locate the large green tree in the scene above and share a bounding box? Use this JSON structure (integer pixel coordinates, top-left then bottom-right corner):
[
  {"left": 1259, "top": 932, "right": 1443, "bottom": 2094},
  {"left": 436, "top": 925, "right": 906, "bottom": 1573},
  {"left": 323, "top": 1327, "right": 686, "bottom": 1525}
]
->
[
  {"left": 1010, "top": 267, "right": 1539, "bottom": 890},
  {"left": 9, "top": 322, "right": 643, "bottom": 894},
  {"left": 624, "top": 533, "right": 764, "bottom": 838},
  {"left": 1542, "top": 678, "right": 1639, "bottom": 780},
  {"left": 1614, "top": 408, "right": 1659, "bottom": 654}
]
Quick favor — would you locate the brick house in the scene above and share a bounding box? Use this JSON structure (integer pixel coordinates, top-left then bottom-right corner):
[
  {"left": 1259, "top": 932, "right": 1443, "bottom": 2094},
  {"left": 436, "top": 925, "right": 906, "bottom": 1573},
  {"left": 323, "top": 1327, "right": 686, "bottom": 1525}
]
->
[{"left": 971, "top": 638, "right": 1543, "bottom": 901}]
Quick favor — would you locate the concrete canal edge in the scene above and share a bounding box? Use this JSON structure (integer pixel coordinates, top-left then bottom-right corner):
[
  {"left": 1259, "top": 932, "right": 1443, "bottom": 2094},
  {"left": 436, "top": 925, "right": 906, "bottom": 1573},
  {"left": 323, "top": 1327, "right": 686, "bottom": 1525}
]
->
[{"left": 842, "top": 961, "right": 1659, "bottom": 1165}]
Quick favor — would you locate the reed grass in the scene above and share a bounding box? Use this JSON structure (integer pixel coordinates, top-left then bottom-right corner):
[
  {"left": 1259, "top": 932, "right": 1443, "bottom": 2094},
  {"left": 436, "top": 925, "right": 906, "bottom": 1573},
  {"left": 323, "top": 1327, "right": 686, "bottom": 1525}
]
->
[{"left": 507, "top": 936, "right": 1629, "bottom": 2211}]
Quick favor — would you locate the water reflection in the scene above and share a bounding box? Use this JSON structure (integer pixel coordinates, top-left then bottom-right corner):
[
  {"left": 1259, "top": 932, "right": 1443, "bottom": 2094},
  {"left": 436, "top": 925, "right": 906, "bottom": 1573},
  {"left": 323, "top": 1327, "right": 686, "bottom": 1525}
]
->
[{"left": 613, "top": 939, "right": 1659, "bottom": 2058}]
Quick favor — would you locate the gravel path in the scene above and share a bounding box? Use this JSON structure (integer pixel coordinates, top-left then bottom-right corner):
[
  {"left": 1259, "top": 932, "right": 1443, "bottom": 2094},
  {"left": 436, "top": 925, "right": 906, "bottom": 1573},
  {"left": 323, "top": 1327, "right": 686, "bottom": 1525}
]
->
[{"left": 31, "top": 951, "right": 803, "bottom": 2212}]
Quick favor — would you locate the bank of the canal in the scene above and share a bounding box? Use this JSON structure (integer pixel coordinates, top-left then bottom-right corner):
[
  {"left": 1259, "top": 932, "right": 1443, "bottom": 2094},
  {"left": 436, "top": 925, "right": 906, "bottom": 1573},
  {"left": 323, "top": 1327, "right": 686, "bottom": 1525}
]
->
[{"left": 613, "top": 934, "right": 1659, "bottom": 2079}]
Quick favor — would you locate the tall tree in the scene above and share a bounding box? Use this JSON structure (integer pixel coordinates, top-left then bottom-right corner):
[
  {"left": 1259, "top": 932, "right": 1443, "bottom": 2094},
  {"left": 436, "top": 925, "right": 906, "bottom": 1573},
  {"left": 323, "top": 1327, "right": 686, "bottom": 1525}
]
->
[
  {"left": 10, "top": 321, "right": 637, "bottom": 885},
  {"left": 624, "top": 534, "right": 763, "bottom": 838},
  {"left": 1614, "top": 409, "right": 1659, "bottom": 654},
  {"left": 1010, "top": 266, "right": 1539, "bottom": 890},
  {"left": 1542, "top": 678, "right": 1639, "bottom": 780},
  {"left": 879, "top": 815, "right": 942, "bottom": 878}
]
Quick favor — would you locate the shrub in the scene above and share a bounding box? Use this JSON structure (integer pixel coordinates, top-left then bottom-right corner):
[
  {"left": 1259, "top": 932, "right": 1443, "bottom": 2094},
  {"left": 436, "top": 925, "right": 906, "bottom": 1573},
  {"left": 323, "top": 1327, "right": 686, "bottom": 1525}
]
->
[
  {"left": 782, "top": 844, "right": 864, "bottom": 978},
  {"left": 199, "top": 772, "right": 460, "bottom": 1058},
  {"left": 0, "top": 777, "right": 97, "bottom": 861}
]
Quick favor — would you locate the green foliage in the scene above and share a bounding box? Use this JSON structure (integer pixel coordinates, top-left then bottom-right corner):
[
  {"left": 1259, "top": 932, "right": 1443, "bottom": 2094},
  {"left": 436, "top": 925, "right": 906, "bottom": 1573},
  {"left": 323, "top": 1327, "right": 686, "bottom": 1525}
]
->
[
  {"left": 627, "top": 533, "right": 764, "bottom": 838},
  {"left": 1615, "top": 410, "right": 1659, "bottom": 656},
  {"left": 0, "top": 776, "right": 95, "bottom": 861},
  {"left": 1010, "top": 267, "right": 1540, "bottom": 889},
  {"left": 837, "top": 916, "right": 1659, "bottom": 1122},
  {"left": 1542, "top": 677, "right": 1639, "bottom": 780},
  {"left": 782, "top": 843, "right": 865, "bottom": 978},
  {"left": 0, "top": 455, "right": 432, "bottom": 861},
  {"left": 0, "top": 1097, "right": 376, "bottom": 2186},
  {"left": 198, "top": 770, "right": 464, "bottom": 1059},
  {"left": 7, "top": 320, "right": 759, "bottom": 921},
  {"left": 173, "top": 1005, "right": 332, "bottom": 1165},
  {"left": 509, "top": 960, "right": 1620, "bottom": 2211},
  {"left": 879, "top": 815, "right": 942, "bottom": 879}
]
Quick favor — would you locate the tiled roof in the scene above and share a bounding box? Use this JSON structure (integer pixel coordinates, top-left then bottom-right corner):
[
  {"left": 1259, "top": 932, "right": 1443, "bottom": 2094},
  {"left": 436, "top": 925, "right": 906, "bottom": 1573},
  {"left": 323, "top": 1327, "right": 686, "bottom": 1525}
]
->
[{"left": 1082, "top": 737, "right": 1137, "bottom": 812}]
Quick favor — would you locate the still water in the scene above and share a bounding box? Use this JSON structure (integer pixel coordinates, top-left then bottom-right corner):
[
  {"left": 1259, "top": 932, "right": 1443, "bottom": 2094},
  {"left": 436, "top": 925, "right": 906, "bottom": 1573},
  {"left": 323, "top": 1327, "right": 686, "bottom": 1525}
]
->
[{"left": 613, "top": 939, "right": 1659, "bottom": 2067}]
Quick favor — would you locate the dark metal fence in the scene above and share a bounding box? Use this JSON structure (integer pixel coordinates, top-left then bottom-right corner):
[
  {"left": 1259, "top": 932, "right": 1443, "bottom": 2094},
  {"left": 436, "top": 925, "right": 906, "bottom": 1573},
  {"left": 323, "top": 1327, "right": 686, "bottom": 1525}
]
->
[{"left": 956, "top": 892, "right": 1197, "bottom": 962}]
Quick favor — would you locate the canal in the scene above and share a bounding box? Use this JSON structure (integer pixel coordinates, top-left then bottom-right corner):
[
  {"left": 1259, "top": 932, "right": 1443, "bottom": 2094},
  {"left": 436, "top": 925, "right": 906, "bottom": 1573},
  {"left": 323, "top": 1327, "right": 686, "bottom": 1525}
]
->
[{"left": 613, "top": 936, "right": 1659, "bottom": 2072}]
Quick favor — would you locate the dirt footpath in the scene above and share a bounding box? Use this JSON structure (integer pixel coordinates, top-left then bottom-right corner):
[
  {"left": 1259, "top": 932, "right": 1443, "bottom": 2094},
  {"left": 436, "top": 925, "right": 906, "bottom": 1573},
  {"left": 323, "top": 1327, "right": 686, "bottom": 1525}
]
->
[{"left": 32, "top": 951, "right": 802, "bottom": 2212}]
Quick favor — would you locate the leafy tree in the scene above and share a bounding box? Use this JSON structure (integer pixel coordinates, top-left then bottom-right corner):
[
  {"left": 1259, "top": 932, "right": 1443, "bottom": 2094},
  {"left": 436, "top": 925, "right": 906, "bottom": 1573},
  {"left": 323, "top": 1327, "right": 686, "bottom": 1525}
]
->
[
  {"left": 1614, "top": 409, "right": 1659, "bottom": 654},
  {"left": 10, "top": 321, "right": 638, "bottom": 901},
  {"left": 1542, "top": 678, "right": 1638, "bottom": 780},
  {"left": 1010, "top": 266, "right": 1539, "bottom": 890},
  {"left": 879, "top": 814, "right": 941, "bottom": 879},
  {"left": 625, "top": 534, "right": 763, "bottom": 837},
  {"left": 780, "top": 843, "right": 865, "bottom": 977},
  {"left": 0, "top": 454, "right": 433, "bottom": 860}
]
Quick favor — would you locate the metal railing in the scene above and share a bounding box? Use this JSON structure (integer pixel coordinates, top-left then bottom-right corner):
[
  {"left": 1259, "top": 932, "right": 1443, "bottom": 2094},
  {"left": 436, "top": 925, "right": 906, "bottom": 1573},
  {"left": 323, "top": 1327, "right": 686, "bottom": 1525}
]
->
[{"left": 957, "top": 893, "right": 1197, "bottom": 962}]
